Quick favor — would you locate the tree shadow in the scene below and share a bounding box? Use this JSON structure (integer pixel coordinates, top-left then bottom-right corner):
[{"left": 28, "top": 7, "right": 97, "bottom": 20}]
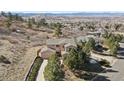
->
[
  {"left": 117, "top": 52, "right": 124, "bottom": 56},
  {"left": 0, "top": 55, "right": 11, "bottom": 64},
  {"left": 118, "top": 47, "right": 124, "bottom": 51},
  {"left": 102, "top": 69, "right": 118, "bottom": 73},
  {"left": 74, "top": 71, "right": 98, "bottom": 81},
  {"left": 83, "top": 62, "right": 105, "bottom": 73},
  {"left": 92, "top": 75, "right": 110, "bottom": 81},
  {"left": 117, "top": 47, "right": 124, "bottom": 57},
  {"left": 117, "top": 56, "right": 124, "bottom": 59}
]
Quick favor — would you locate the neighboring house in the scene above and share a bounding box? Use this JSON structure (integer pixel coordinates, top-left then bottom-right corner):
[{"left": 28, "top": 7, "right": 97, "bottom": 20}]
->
[
  {"left": 87, "top": 31, "right": 100, "bottom": 36},
  {"left": 40, "top": 47, "right": 56, "bottom": 59},
  {"left": 87, "top": 28, "right": 104, "bottom": 37},
  {"left": 76, "top": 36, "right": 89, "bottom": 42},
  {"left": 76, "top": 35, "right": 99, "bottom": 43}
]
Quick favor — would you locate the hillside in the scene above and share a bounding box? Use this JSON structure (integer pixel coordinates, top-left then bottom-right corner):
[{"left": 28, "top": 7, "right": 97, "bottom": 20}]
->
[{"left": 0, "top": 12, "right": 124, "bottom": 80}]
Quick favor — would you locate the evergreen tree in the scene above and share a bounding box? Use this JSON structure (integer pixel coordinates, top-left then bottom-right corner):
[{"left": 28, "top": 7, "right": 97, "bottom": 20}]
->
[
  {"left": 63, "top": 47, "right": 88, "bottom": 70},
  {"left": 6, "top": 20, "right": 11, "bottom": 28},
  {"left": 31, "top": 18, "right": 36, "bottom": 24},
  {"left": 1, "top": 11, "right": 6, "bottom": 16},
  {"left": 27, "top": 18, "right": 32, "bottom": 28},
  {"left": 53, "top": 22, "right": 62, "bottom": 37},
  {"left": 44, "top": 53, "right": 64, "bottom": 81},
  {"left": 79, "top": 26, "right": 84, "bottom": 31},
  {"left": 64, "top": 48, "right": 79, "bottom": 70},
  {"left": 83, "top": 38, "right": 96, "bottom": 55},
  {"left": 7, "top": 12, "right": 13, "bottom": 21},
  {"left": 103, "top": 33, "right": 122, "bottom": 56}
]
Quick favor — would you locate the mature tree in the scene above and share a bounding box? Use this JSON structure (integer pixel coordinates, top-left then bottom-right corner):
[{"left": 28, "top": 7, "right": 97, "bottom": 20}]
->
[
  {"left": 64, "top": 47, "right": 88, "bottom": 70},
  {"left": 116, "top": 34, "right": 123, "bottom": 42},
  {"left": 36, "top": 18, "right": 47, "bottom": 28},
  {"left": 79, "top": 26, "right": 84, "bottom": 31},
  {"left": 78, "top": 48, "right": 87, "bottom": 65},
  {"left": 31, "top": 18, "right": 36, "bottom": 24},
  {"left": 102, "top": 31, "right": 109, "bottom": 38},
  {"left": 64, "top": 48, "right": 79, "bottom": 70},
  {"left": 53, "top": 22, "right": 62, "bottom": 37},
  {"left": 1, "top": 11, "right": 6, "bottom": 16},
  {"left": 54, "top": 27, "right": 62, "bottom": 37},
  {"left": 27, "top": 18, "right": 32, "bottom": 28},
  {"left": 13, "top": 14, "right": 23, "bottom": 21},
  {"left": 105, "top": 25, "right": 109, "bottom": 30},
  {"left": 103, "top": 33, "right": 122, "bottom": 56},
  {"left": 41, "top": 18, "right": 47, "bottom": 25},
  {"left": 6, "top": 20, "right": 11, "bottom": 28},
  {"left": 83, "top": 38, "right": 96, "bottom": 55},
  {"left": 114, "top": 23, "right": 122, "bottom": 31},
  {"left": 86, "top": 22, "right": 95, "bottom": 31},
  {"left": 109, "top": 41, "right": 118, "bottom": 56},
  {"left": 7, "top": 12, "right": 13, "bottom": 21},
  {"left": 44, "top": 53, "right": 64, "bottom": 81},
  {"left": 36, "top": 22, "right": 41, "bottom": 28}
]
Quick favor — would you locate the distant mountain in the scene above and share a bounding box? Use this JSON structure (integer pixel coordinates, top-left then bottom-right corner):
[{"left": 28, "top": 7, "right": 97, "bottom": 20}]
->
[
  {"left": 15, "top": 12, "right": 124, "bottom": 17},
  {"left": 15, "top": 13, "right": 42, "bottom": 17},
  {"left": 43, "top": 12, "right": 124, "bottom": 17}
]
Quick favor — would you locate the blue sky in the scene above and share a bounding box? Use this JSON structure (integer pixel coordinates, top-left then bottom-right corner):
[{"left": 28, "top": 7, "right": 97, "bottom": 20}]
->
[{"left": 0, "top": 0, "right": 124, "bottom": 12}]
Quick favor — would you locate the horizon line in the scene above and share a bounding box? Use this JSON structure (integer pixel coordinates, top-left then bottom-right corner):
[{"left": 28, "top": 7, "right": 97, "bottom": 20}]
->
[{"left": 1, "top": 11, "right": 124, "bottom": 13}]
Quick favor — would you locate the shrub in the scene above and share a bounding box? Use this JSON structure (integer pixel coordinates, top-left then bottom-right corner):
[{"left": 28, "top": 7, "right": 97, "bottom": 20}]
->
[
  {"left": 0, "top": 55, "right": 11, "bottom": 64},
  {"left": 99, "top": 59, "right": 110, "bottom": 67},
  {"left": 27, "top": 56, "right": 43, "bottom": 81}
]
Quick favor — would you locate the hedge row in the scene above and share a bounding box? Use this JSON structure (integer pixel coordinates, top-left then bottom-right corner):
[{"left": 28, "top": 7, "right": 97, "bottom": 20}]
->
[{"left": 26, "top": 56, "right": 43, "bottom": 81}]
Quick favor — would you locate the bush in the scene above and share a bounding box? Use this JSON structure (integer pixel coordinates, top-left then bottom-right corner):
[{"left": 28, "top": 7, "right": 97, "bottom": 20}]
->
[
  {"left": 99, "top": 59, "right": 110, "bottom": 67},
  {"left": 0, "top": 55, "right": 11, "bottom": 64},
  {"left": 27, "top": 56, "right": 43, "bottom": 81}
]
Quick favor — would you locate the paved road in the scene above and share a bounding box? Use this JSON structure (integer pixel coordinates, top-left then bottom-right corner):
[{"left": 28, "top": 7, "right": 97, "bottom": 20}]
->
[
  {"left": 92, "top": 59, "right": 124, "bottom": 81},
  {"left": 92, "top": 43, "right": 124, "bottom": 81},
  {"left": 36, "top": 60, "right": 48, "bottom": 81}
]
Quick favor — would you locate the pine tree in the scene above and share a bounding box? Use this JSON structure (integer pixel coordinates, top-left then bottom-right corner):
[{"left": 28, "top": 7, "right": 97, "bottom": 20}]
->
[
  {"left": 7, "top": 12, "right": 13, "bottom": 21},
  {"left": 44, "top": 53, "right": 64, "bottom": 81},
  {"left": 27, "top": 18, "right": 32, "bottom": 28},
  {"left": 63, "top": 48, "right": 87, "bottom": 70},
  {"left": 53, "top": 23, "right": 62, "bottom": 37},
  {"left": 6, "top": 20, "right": 11, "bottom": 28}
]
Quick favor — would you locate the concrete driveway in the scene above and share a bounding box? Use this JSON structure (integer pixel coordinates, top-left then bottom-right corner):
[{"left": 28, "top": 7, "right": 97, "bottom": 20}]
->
[
  {"left": 92, "top": 43, "right": 124, "bottom": 81},
  {"left": 36, "top": 60, "right": 48, "bottom": 81},
  {"left": 92, "top": 58, "right": 124, "bottom": 81}
]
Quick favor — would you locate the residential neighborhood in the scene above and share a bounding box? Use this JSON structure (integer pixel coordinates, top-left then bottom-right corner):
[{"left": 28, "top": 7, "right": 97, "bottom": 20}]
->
[{"left": 0, "top": 11, "right": 124, "bottom": 81}]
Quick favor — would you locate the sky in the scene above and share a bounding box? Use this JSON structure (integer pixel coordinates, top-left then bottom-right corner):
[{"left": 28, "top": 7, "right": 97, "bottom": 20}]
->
[{"left": 0, "top": 0, "right": 124, "bottom": 12}]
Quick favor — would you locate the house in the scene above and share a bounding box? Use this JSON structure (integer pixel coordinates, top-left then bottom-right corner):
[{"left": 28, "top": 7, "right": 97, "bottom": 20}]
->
[
  {"left": 40, "top": 47, "right": 56, "bottom": 59},
  {"left": 46, "top": 38, "right": 77, "bottom": 52},
  {"left": 76, "top": 35, "right": 99, "bottom": 43},
  {"left": 76, "top": 36, "right": 89, "bottom": 43},
  {"left": 87, "top": 28, "right": 104, "bottom": 37},
  {"left": 40, "top": 35, "right": 99, "bottom": 59}
]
